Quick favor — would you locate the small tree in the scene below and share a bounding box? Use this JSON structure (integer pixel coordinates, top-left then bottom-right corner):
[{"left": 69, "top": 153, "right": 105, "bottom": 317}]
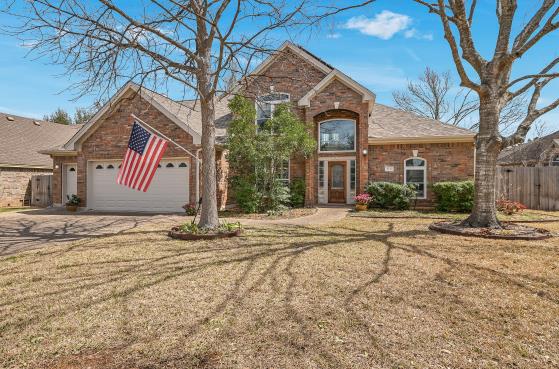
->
[
  {"left": 44, "top": 108, "right": 72, "bottom": 125},
  {"left": 226, "top": 96, "right": 315, "bottom": 213}
]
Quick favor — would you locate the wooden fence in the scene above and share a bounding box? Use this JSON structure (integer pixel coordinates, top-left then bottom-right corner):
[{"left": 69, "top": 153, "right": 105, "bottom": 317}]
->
[
  {"left": 496, "top": 166, "right": 559, "bottom": 210},
  {"left": 30, "top": 174, "right": 52, "bottom": 207}
]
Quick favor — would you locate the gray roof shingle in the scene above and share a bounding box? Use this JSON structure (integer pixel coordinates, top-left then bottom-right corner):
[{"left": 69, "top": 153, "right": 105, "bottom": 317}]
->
[
  {"left": 0, "top": 113, "right": 80, "bottom": 168},
  {"left": 369, "top": 104, "right": 475, "bottom": 140},
  {"left": 498, "top": 130, "right": 559, "bottom": 165}
]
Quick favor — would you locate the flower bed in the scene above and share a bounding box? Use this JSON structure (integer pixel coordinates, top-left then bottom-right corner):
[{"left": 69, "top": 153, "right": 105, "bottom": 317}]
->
[
  {"left": 168, "top": 222, "right": 243, "bottom": 240},
  {"left": 429, "top": 221, "right": 553, "bottom": 240}
]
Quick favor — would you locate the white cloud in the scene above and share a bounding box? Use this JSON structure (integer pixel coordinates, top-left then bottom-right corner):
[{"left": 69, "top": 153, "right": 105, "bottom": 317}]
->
[
  {"left": 344, "top": 10, "right": 432, "bottom": 41},
  {"left": 326, "top": 33, "right": 341, "bottom": 39},
  {"left": 404, "top": 28, "right": 433, "bottom": 40},
  {"left": 344, "top": 11, "right": 411, "bottom": 40}
]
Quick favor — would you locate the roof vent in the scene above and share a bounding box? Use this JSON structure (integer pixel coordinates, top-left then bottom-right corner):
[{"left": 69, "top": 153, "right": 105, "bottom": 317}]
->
[
  {"left": 6, "top": 116, "right": 14, "bottom": 121},
  {"left": 33, "top": 120, "right": 41, "bottom": 126}
]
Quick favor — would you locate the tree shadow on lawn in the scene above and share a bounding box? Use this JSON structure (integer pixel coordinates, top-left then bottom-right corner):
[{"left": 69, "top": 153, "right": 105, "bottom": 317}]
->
[{"left": 1, "top": 220, "right": 557, "bottom": 368}]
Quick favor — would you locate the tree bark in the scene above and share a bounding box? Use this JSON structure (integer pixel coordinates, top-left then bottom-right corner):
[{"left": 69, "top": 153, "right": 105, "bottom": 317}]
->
[{"left": 462, "top": 97, "right": 502, "bottom": 228}]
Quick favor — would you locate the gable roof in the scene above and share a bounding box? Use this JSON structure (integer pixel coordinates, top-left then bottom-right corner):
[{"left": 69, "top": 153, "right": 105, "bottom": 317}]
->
[
  {"left": 248, "top": 41, "right": 333, "bottom": 79},
  {"left": 368, "top": 104, "right": 475, "bottom": 143},
  {"left": 0, "top": 113, "right": 80, "bottom": 168},
  {"left": 498, "top": 130, "right": 559, "bottom": 165},
  {"left": 298, "top": 69, "right": 376, "bottom": 111}
]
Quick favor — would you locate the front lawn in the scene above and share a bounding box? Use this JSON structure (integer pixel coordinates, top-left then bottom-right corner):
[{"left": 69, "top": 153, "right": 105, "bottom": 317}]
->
[
  {"left": 1, "top": 217, "right": 558, "bottom": 368},
  {"left": 0, "top": 207, "right": 29, "bottom": 214},
  {"left": 350, "top": 208, "right": 559, "bottom": 222}
]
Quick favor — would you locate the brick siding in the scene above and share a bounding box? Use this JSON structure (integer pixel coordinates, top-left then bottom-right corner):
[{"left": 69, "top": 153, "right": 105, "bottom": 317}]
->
[{"left": 0, "top": 167, "right": 51, "bottom": 207}]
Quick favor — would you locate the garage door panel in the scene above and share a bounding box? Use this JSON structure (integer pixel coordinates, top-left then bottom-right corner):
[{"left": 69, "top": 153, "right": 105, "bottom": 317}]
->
[{"left": 89, "top": 159, "right": 189, "bottom": 212}]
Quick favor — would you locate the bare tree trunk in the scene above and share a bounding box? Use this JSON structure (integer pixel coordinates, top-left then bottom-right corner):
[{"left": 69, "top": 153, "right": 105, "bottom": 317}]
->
[{"left": 462, "top": 98, "right": 502, "bottom": 228}]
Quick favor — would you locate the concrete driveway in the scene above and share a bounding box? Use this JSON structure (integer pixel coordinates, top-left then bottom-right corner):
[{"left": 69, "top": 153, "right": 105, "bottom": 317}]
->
[
  {"left": 0, "top": 206, "right": 349, "bottom": 257},
  {"left": 0, "top": 209, "right": 185, "bottom": 256}
]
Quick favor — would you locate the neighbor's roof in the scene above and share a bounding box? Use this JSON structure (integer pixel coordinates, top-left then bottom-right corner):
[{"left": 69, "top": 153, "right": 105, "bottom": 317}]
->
[
  {"left": 368, "top": 104, "right": 475, "bottom": 143},
  {"left": 0, "top": 113, "right": 81, "bottom": 168},
  {"left": 498, "top": 130, "right": 559, "bottom": 165}
]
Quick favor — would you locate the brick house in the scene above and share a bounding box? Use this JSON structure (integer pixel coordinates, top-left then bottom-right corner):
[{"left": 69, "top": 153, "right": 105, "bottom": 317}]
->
[
  {"left": 0, "top": 113, "right": 79, "bottom": 207},
  {"left": 42, "top": 42, "right": 475, "bottom": 212},
  {"left": 498, "top": 130, "right": 559, "bottom": 167}
]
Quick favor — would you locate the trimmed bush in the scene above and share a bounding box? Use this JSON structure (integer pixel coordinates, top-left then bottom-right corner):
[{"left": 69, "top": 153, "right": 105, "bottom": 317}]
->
[
  {"left": 432, "top": 180, "right": 474, "bottom": 212},
  {"left": 289, "top": 178, "right": 306, "bottom": 208},
  {"left": 231, "top": 177, "right": 261, "bottom": 213},
  {"left": 365, "top": 182, "right": 416, "bottom": 210}
]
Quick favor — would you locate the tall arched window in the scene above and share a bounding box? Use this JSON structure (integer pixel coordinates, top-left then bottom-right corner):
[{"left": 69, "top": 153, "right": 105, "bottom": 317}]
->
[
  {"left": 404, "top": 157, "right": 427, "bottom": 199},
  {"left": 319, "top": 119, "right": 356, "bottom": 152}
]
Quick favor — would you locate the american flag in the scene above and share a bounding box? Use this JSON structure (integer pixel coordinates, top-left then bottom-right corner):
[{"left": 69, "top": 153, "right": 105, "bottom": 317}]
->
[{"left": 117, "top": 121, "right": 168, "bottom": 192}]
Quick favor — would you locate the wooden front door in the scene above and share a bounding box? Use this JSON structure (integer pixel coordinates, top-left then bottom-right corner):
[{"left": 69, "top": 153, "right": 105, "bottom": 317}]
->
[{"left": 328, "top": 161, "right": 346, "bottom": 203}]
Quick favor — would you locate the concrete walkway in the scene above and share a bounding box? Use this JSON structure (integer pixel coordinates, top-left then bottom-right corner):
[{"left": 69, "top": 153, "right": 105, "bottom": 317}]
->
[{"left": 0, "top": 206, "right": 349, "bottom": 256}]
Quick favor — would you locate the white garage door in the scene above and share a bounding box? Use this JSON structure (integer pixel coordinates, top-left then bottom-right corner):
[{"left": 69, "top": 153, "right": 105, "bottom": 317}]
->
[{"left": 88, "top": 159, "right": 189, "bottom": 212}]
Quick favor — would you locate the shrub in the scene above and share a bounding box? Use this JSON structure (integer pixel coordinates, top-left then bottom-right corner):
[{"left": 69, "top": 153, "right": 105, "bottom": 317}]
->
[
  {"left": 289, "top": 178, "right": 306, "bottom": 208},
  {"left": 365, "top": 182, "right": 416, "bottom": 210},
  {"left": 231, "top": 177, "right": 261, "bottom": 213},
  {"left": 260, "top": 180, "right": 291, "bottom": 213},
  {"left": 432, "top": 180, "right": 474, "bottom": 212},
  {"left": 182, "top": 204, "right": 197, "bottom": 216},
  {"left": 496, "top": 198, "right": 527, "bottom": 215}
]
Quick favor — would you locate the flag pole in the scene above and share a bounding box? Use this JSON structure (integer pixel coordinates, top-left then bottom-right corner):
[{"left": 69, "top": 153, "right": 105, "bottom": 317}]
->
[{"left": 130, "top": 113, "right": 201, "bottom": 163}]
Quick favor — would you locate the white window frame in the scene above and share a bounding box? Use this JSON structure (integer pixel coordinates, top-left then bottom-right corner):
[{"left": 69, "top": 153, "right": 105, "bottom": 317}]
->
[
  {"left": 255, "top": 92, "right": 290, "bottom": 127},
  {"left": 404, "top": 157, "right": 427, "bottom": 199},
  {"left": 550, "top": 154, "right": 559, "bottom": 166},
  {"left": 318, "top": 119, "right": 357, "bottom": 153},
  {"left": 278, "top": 159, "right": 290, "bottom": 185}
]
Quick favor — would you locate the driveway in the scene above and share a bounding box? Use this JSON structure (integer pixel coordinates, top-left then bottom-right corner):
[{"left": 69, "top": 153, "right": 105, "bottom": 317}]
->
[
  {"left": 0, "top": 209, "right": 184, "bottom": 256},
  {"left": 0, "top": 207, "right": 349, "bottom": 256}
]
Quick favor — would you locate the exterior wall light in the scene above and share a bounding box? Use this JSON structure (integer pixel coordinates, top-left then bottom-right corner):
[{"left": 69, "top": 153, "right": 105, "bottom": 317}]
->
[
  {"left": 362, "top": 149, "right": 368, "bottom": 155},
  {"left": 55, "top": 164, "right": 59, "bottom": 169}
]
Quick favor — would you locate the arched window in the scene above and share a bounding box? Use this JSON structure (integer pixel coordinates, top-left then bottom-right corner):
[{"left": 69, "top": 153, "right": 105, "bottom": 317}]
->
[
  {"left": 256, "top": 92, "right": 290, "bottom": 128},
  {"left": 551, "top": 154, "right": 559, "bottom": 166},
  {"left": 69, "top": 167, "right": 76, "bottom": 172},
  {"left": 404, "top": 157, "right": 427, "bottom": 199},
  {"left": 166, "top": 163, "right": 175, "bottom": 168},
  {"left": 179, "top": 162, "right": 187, "bottom": 168},
  {"left": 95, "top": 164, "right": 104, "bottom": 170},
  {"left": 319, "top": 119, "right": 356, "bottom": 152},
  {"left": 107, "top": 164, "right": 115, "bottom": 169}
]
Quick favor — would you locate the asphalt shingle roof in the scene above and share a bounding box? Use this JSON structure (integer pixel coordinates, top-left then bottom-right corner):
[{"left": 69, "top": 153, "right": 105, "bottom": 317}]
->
[
  {"left": 0, "top": 113, "right": 80, "bottom": 168},
  {"left": 369, "top": 104, "right": 475, "bottom": 140},
  {"left": 498, "top": 130, "right": 559, "bottom": 165}
]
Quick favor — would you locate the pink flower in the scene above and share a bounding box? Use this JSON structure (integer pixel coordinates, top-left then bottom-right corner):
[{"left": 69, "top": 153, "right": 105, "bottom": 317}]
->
[{"left": 354, "top": 193, "right": 372, "bottom": 205}]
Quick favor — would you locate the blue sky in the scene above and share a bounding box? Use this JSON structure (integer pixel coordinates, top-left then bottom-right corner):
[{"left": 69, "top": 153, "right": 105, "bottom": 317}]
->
[{"left": 0, "top": 1, "right": 558, "bottom": 134}]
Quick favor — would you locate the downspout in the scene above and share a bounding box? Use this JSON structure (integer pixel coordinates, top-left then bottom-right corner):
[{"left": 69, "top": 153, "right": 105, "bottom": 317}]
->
[{"left": 196, "top": 148, "right": 202, "bottom": 203}]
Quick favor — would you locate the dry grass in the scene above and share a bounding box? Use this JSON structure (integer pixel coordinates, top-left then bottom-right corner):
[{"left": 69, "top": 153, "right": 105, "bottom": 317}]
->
[{"left": 1, "top": 217, "right": 558, "bottom": 368}]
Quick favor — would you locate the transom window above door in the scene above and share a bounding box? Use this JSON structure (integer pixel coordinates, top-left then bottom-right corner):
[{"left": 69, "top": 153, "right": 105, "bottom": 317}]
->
[
  {"left": 319, "top": 119, "right": 356, "bottom": 152},
  {"left": 256, "top": 92, "right": 290, "bottom": 128}
]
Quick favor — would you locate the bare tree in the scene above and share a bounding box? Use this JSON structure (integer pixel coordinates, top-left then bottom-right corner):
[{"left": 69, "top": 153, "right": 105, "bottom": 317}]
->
[
  {"left": 393, "top": 67, "right": 478, "bottom": 126},
  {"left": 413, "top": 0, "right": 559, "bottom": 228},
  {"left": 1, "top": 0, "right": 353, "bottom": 228}
]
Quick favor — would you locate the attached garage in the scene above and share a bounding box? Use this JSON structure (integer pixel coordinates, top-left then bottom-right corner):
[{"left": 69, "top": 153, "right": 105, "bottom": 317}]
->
[{"left": 87, "top": 159, "right": 189, "bottom": 212}]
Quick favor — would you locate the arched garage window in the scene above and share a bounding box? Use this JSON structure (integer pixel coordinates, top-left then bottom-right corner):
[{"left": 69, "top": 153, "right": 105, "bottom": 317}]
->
[
  {"left": 404, "top": 157, "right": 427, "bottom": 199},
  {"left": 319, "top": 119, "right": 355, "bottom": 152}
]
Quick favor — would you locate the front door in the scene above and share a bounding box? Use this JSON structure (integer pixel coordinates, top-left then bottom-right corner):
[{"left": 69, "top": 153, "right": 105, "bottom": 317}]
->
[{"left": 328, "top": 161, "right": 346, "bottom": 203}]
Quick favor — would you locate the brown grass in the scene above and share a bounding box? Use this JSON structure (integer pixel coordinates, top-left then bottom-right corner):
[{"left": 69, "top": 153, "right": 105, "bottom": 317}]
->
[{"left": 1, "top": 217, "right": 558, "bottom": 368}]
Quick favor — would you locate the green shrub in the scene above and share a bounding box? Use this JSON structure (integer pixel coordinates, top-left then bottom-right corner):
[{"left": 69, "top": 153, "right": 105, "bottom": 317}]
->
[
  {"left": 231, "top": 177, "right": 261, "bottom": 213},
  {"left": 260, "top": 180, "right": 291, "bottom": 213},
  {"left": 365, "top": 182, "right": 416, "bottom": 210},
  {"left": 289, "top": 178, "right": 306, "bottom": 208},
  {"left": 432, "top": 180, "right": 474, "bottom": 212}
]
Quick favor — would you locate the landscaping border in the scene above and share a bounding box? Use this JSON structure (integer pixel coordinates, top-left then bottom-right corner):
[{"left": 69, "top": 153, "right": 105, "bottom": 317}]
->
[
  {"left": 168, "top": 229, "right": 242, "bottom": 240},
  {"left": 429, "top": 221, "right": 553, "bottom": 240}
]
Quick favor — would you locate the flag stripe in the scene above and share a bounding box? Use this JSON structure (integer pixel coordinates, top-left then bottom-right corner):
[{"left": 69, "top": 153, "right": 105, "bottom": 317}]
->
[
  {"left": 130, "top": 137, "right": 157, "bottom": 190},
  {"left": 142, "top": 140, "right": 168, "bottom": 192},
  {"left": 136, "top": 138, "right": 163, "bottom": 191},
  {"left": 127, "top": 136, "right": 154, "bottom": 188},
  {"left": 117, "top": 149, "right": 132, "bottom": 184}
]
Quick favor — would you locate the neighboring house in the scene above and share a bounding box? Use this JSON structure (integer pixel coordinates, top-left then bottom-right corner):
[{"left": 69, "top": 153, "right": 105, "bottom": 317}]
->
[
  {"left": 41, "top": 41, "right": 475, "bottom": 212},
  {"left": 0, "top": 113, "right": 80, "bottom": 207},
  {"left": 498, "top": 130, "right": 559, "bottom": 167}
]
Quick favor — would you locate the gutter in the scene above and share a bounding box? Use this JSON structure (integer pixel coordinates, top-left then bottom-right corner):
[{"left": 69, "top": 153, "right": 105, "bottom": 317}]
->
[{"left": 368, "top": 135, "right": 475, "bottom": 145}]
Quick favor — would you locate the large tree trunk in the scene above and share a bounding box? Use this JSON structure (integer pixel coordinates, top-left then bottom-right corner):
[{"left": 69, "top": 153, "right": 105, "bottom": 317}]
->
[{"left": 462, "top": 98, "right": 502, "bottom": 228}]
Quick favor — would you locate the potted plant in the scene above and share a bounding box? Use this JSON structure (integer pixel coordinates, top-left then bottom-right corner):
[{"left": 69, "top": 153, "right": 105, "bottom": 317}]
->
[
  {"left": 65, "top": 195, "right": 81, "bottom": 212},
  {"left": 354, "top": 193, "right": 371, "bottom": 212}
]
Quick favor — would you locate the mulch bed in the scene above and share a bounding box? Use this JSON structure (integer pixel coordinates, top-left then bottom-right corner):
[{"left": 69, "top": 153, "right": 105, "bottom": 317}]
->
[
  {"left": 168, "top": 228, "right": 242, "bottom": 240},
  {"left": 429, "top": 220, "right": 553, "bottom": 240}
]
